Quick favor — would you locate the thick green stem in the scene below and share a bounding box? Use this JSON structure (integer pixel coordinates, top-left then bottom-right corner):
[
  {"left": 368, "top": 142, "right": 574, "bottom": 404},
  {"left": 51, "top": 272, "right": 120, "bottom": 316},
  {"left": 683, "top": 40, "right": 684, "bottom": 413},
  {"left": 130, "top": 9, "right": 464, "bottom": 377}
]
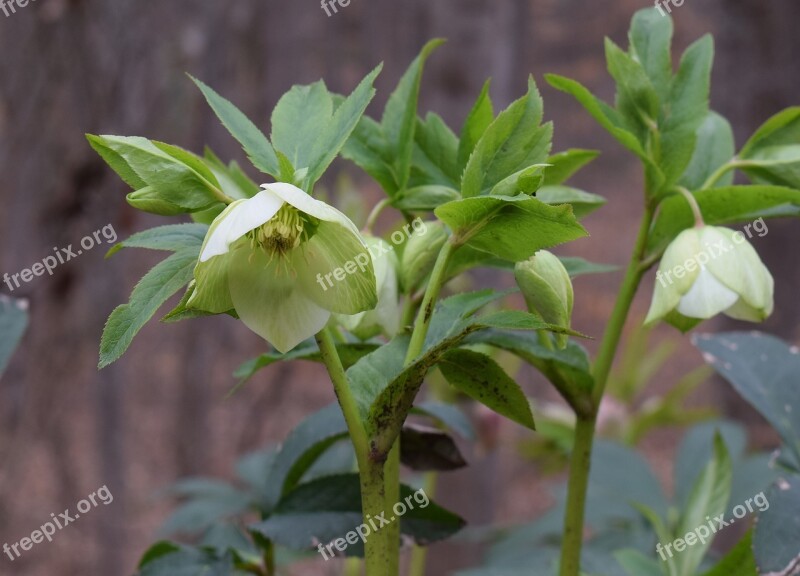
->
[
  {"left": 316, "top": 328, "right": 391, "bottom": 574},
  {"left": 558, "top": 204, "right": 654, "bottom": 576},
  {"left": 381, "top": 238, "right": 457, "bottom": 576}
]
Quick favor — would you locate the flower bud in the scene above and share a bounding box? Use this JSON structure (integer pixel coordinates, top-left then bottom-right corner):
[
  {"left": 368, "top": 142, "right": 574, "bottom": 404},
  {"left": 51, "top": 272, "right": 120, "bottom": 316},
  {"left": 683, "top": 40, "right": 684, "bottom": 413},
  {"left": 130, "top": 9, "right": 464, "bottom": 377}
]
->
[
  {"left": 400, "top": 220, "right": 447, "bottom": 293},
  {"left": 514, "top": 250, "right": 574, "bottom": 348},
  {"left": 646, "top": 225, "right": 773, "bottom": 330},
  {"left": 338, "top": 236, "right": 400, "bottom": 339}
]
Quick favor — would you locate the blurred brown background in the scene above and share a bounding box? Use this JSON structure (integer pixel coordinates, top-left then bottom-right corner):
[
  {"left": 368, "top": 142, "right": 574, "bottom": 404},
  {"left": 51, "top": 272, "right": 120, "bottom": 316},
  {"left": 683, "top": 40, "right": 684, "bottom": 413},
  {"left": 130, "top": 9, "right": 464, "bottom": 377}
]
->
[{"left": 1, "top": 0, "right": 798, "bottom": 574}]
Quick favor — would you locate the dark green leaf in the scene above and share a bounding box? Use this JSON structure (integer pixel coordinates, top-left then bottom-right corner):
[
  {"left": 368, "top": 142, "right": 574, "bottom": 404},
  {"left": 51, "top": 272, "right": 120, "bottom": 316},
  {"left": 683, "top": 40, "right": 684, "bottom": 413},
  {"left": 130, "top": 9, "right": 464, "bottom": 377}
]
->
[
  {"left": 411, "top": 112, "right": 460, "bottom": 189},
  {"left": 392, "top": 185, "right": 460, "bottom": 212},
  {"left": 87, "top": 133, "right": 147, "bottom": 189},
  {"left": 400, "top": 424, "right": 468, "bottom": 471},
  {"left": 439, "top": 349, "right": 535, "bottom": 430},
  {"left": 605, "top": 37, "right": 659, "bottom": 140},
  {"left": 251, "top": 474, "right": 465, "bottom": 554},
  {"left": 740, "top": 107, "right": 800, "bottom": 189},
  {"left": 137, "top": 544, "right": 238, "bottom": 576},
  {"left": 753, "top": 476, "right": 800, "bottom": 575},
  {"left": 694, "top": 332, "right": 800, "bottom": 466},
  {"left": 415, "top": 401, "right": 476, "bottom": 440}
]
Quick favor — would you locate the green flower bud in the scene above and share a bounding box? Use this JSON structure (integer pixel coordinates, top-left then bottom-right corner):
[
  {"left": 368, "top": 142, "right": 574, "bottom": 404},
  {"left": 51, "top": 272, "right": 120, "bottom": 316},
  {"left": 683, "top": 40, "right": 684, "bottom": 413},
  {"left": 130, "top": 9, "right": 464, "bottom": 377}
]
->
[
  {"left": 646, "top": 225, "right": 774, "bottom": 330},
  {"left": 338, "top": 236, "right": 401, "bottom": 339},
  {"left": 400, "top": 220, "right": 447, "bottom": 293},
  {"left": 514, "top": 250, "right": 574, "bottom": 348}
]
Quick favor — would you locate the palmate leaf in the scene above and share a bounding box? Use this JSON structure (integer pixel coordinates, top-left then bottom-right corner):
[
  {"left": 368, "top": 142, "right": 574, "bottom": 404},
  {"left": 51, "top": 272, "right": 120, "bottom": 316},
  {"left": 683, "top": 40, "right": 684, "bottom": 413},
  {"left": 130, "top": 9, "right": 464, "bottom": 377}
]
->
[
  {"left": 461, "top": 77, "right": 552, "bottom": 198},
  {"left": 436, "top": 194, "right": 588, "bottom": 262},
  {"left": 342, "top": 40, "right": 443, "bottom": 197}
]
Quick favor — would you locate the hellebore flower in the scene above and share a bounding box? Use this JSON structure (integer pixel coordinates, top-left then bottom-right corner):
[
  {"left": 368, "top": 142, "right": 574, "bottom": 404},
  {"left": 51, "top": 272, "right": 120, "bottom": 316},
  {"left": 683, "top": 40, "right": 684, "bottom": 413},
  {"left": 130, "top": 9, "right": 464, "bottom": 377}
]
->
[
  {"left": 338, "top": 236, "right": 400, "bottom": 339},
  {"left": 646, "top": 226, "right": 773, "bottom": 328},
  {"left": 514, "top": 250, "right": 574, "bottom": 348},
  {"left": 187, "top": 182, "right": 377, "bottom": 352}
]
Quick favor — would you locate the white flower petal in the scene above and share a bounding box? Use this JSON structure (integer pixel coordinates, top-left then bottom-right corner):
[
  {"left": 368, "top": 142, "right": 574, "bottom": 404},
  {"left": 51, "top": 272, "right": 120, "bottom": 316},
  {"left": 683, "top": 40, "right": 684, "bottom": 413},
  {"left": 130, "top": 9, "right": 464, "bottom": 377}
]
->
[
  {"left": 677, "top": 267, "right": 739, "bottom": 318},
  {"left": 262, "top": 182, "right": 363, "bottom": 238},
  {"left": 199, "top": 191, "right": 284, "bottom": 262},
  {"left": 227, "top": 245, "right": 330, "bottom": 353}
]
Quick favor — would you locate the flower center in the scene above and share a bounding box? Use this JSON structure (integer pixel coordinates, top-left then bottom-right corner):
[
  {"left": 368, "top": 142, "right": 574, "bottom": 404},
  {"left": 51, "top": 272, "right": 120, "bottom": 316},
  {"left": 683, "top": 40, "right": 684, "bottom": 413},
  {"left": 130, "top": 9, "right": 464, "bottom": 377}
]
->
[{"left": 248, "top": 204, "right": 314, "bottom": 260}]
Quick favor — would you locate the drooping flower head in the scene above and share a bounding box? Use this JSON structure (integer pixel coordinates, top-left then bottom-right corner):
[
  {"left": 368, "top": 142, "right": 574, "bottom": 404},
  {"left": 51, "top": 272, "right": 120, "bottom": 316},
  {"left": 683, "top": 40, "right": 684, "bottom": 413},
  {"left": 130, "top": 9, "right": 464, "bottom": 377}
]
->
[
  {"left": 187, "top": 183, "right": 377, "bottom": 352},
  {"left": 646, "top": 225, "right": 773, "bottom": 329}
]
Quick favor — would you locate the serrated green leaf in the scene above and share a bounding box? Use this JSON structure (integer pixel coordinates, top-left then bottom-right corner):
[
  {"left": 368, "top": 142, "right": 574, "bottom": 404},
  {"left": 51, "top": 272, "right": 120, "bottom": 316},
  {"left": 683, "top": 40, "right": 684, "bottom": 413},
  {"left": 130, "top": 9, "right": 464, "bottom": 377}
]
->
[
  {"left": 106, "top": 224, "right": 208, "bottom": 258},
  {"left": 439, "top": 349, "right": 535, "bottom": 430},
  {"left": 99, "top": 249, "right": 198, "bottom": 368},
  {"left": 271, "top": 80, "right": 333, "bottom": 174},
  {"left": 342, "top": 115, "right": 397, "bottom": 193},
  {"left": 659, "top": 35, "right": 714, "bottom": 187},
  {"left": 411, "top": 111, "right": 460, "bottom": 189},
  {"left": 543, "top": 149, "right": 600, "bottom": 186},
  {"left": 306, "top": 65, "right": 382, "bottom": 185},
  {"left": 461, "top": 77, "right": 552, "bottom": 198},
  {"left": 605, "top": 37, "right": 660, "bottom": 140},
  {"left": 87, "top": 134, "right": 147, "bottom": 189},
  {"left": 628, "top": 7, "right": 673, "bottom": 100},
  {"left": 458, "top": 80, "right": 494, "bottom": 173},
  {"left": 536, "top": 185, "right": 607, "bottom": 218},
  {"left": 190, "top": 76, "right": 280, "bottom": 177},
  {"left": 392, "top": 185, "right": 460, "bottom": 212},
  {"left": 382, "top": 39, "right": 445, "bottom": 190},
  {"left": 97, "top": 135, "right": 221, "bottom": 212},
  {"left": 436, "top": 194, "right": 588, "bottom": 262}
]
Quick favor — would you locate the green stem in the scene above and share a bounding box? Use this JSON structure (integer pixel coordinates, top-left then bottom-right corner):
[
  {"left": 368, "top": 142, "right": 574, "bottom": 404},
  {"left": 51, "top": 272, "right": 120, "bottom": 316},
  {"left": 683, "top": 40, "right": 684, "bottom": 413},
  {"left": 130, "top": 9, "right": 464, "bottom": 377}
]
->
[
  {"left": 405, "top": 239, "right": 456, "bottom": 364},
  {"left": 700, "top": 159, "right": 742, "bottom": 190},
  {"left": 382, "top": 238, "right": 457, "bottom": 576},
  {"left": 262, "top": 541, "right": 275, "bottom": 576},
  {"left": 558, "top": 204, "right": 654, "bottom": 576},
  {"left": 316, "top": 327, "right": 369, "bottom": 459},
  {"left": 408, "top": 463, "right": 441, "bottom": 576},
  {"left": 675, "top": 186, "right": 705, "bottom": 227},
  {"left": 365, "top": 198, "right": 392, "bottom": 234},
  {"left": 344, "top": 558, "right": 362, "bottom": 576},
  {"left": 316, "top": 328, "right": 391, "bottom": 574}
]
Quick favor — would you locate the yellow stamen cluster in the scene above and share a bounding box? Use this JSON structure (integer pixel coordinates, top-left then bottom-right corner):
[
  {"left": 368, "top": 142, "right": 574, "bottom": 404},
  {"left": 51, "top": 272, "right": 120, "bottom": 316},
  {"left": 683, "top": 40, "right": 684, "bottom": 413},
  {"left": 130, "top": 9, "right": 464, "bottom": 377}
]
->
[{"left": 249, "top": 203, "right": 307, "bottom": 259}]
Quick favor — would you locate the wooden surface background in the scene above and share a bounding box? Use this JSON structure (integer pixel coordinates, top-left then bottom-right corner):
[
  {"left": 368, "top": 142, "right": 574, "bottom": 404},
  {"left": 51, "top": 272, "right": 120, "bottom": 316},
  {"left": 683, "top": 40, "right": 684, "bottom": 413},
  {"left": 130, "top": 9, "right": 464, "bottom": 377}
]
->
[{"left": 0, "top": 0, "right": 798, "bottom": 574}]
